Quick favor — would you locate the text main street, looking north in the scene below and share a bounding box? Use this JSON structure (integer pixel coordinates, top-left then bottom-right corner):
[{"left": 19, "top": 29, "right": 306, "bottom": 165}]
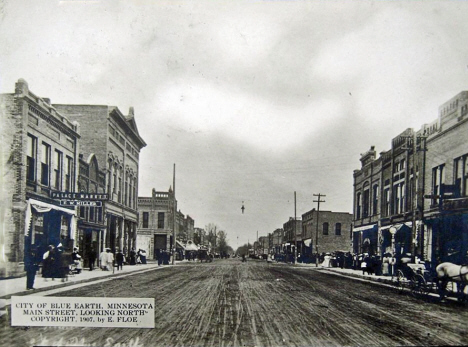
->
[{"left": 1, "top": 259, "right": 467, "bottom": 347}]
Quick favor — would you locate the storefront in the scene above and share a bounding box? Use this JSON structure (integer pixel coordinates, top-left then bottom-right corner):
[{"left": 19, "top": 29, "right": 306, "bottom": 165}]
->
[
  {"left": 24, "top": 198, "right": 77, "bottom": 260},
  {"left": 352, "top": 224, "right": 377, "bottom": 255}
]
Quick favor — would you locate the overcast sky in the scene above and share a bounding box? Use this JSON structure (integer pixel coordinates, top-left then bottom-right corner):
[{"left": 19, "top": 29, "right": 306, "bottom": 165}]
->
[{"left": 1, "top": 0, "right": 467, "bottom": 248}]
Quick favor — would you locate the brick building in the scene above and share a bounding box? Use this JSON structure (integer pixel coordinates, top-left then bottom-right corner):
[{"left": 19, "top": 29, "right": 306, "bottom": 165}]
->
[
  {"left": 302, "top": 209, "right": 352, "bottom": 255},
  {"left": 353, "top": 91, "right": 468, "bottom": 265},
  {"left": 283, "top": 217, "right": 302, "bottom": 255},
  {"left": 54, "top": 104, "right": 146, "bottom": 258},
  {"left": 423, "top": 91, "right": 468, "bottom": 264},
  {"left": 137, "top": 188, "right": 176, "bottom": 260},
  {"left": 0, "top": 79, "right": 80, "bottom": 276},
  {"left": 76, "top": 153, "right": 107, "bottom": 268}
]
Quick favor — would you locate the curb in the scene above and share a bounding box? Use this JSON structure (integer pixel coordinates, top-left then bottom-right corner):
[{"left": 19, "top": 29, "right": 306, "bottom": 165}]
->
[{"left": 0, "top": 264, "right": 175, "bottom": 301}]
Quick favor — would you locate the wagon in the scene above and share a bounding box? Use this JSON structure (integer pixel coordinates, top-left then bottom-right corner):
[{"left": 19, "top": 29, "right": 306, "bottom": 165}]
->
[
  {"left": 396, "top": 262, "right": 468, "bottom": 302},
  {"left": 395, "top": 263, "right": 435, "bottom": 297}
]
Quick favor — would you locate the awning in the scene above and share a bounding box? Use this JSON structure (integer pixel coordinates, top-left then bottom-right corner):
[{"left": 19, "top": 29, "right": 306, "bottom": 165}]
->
[
  {"left": 352, "top": 224, "right": 377, "bottom": 232},
  {"left": 176, "top": 240, "right": 185, "bottom": 249},
  {"left": 380, "top": 222, "right": 412, "bottom": 232},
  {"left": 25, "top": 198, "right": 77, "bottom": 238},
  {"left": 303, "top": 238, "right": 312, "bottom": 247},
  {"left": 185, "top": 241, "right": 198, "bottom": 251}
]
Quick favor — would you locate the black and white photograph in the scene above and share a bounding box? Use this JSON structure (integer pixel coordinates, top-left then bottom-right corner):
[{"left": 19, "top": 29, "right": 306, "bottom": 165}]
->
[{"left": 1, "top": 0, "right": 468, "bottom": 346}]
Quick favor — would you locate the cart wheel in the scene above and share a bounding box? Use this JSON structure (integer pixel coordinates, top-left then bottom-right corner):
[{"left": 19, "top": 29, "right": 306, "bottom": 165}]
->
[
  {"left": 411, "top": 274, "right": 429, "bottom": 297},
  {"left": 397, "top": 270, "right": 405, "bottom": 294}
]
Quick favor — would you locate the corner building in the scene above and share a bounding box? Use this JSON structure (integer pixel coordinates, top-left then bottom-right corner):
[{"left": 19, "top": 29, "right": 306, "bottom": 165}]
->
[
  {"left": 0, "top": 80, "right": 80, "bottom": 276},
  {"left": 54, "top": 104, "right": 146, "bottom": 257}
]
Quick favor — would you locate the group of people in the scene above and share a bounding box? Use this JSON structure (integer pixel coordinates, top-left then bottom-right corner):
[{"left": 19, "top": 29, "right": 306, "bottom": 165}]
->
[
  {"left": 24, "top": 243, "right": 82, "bottom": 290},
  {"left": 23, "top": 244, "right": 151, "bottom": 290}
]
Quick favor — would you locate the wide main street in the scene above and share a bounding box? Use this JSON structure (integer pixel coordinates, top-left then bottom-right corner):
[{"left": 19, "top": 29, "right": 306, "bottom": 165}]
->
[{"left": 1, "top": 259, "right": 467, "bottom": 347}]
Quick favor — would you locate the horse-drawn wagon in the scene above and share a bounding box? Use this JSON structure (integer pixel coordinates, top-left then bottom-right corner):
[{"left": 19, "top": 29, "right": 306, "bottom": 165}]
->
[{"left": 395, "top": 261, "right": 468, "bottom": 302}]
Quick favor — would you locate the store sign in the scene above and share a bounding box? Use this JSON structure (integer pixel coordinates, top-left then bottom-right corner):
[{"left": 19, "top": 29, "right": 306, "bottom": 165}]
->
[
  {"left": 51, "top": 191, "right": 108, "bottom": 200},
  {"left": 60, "top": 200, "right": 102, "bottom": 207}
]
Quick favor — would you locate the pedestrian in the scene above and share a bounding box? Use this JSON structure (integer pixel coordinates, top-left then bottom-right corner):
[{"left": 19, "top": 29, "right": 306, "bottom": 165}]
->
[
  {"left": 116, "top": 249, "right": 124, "bottom": 270},
  {"left": 42, "top": 245, "right": 55, "bottom": 279},
  {"left": 157, "top": 249, "right": 163, "bottom": 266},
  {"left": 88, "top": 248, "right": 96, "bottom": 271},
  {"left": 25, "top": 248, "right": 39, "bottom": 290},
  {"left": 139, "top": 249, "right": 147, "bottom": 264},
  {"left": 129, "top": 248, "right": 136, "bottom": 265},
  {"left": 107, "top": 248, "right": 115, "bottom": 270},
  {"left": 99, "top": 248, "right": 108, "bottom": 270},
  {"left": 54, "top": 243, "right": 70, "bottom": 282},
  {"left": 72, "top": 247, "right": 83, "bottom": 274}
]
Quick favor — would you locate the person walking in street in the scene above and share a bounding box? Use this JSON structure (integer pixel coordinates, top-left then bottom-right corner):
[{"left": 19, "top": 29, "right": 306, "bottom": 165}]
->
[
  {"left": 116, "top": 249, "right": 124, "bottom": 270},
  {"left": 24, "top": 248, "right": 39, "bottom": 290}
]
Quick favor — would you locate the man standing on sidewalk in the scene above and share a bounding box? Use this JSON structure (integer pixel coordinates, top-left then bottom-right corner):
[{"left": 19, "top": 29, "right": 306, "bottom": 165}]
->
[{"left": 24, "top": 248, "right": 39, "bottom": 290}]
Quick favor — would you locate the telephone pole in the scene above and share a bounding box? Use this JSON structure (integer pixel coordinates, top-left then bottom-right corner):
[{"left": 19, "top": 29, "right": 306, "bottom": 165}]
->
[
  {"left": 294, "top": 191, "right": 297, "bottom": 263},
  {"left": 172, "top": 164, "right": 176, "bottom": 265},
  {"left": 314, "top": 193, "right": 326, "bottom": 267}
]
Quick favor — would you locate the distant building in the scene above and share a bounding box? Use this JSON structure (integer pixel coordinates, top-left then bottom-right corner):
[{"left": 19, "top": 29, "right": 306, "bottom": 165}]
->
[
  {"left": 0, "top": 79, "right": 80, "bottom": 276},
  {"left": 283, "top": 217, "right": 302, "bottom": 255},
  {"left": 137, "top": 188, "right": 176, "bottom": 259},
  {"left": 54, "top": 104, "right": 146, "bottom": 258},
  {"left": 302, "top": 209, "right": 352, "bottom": 255}
]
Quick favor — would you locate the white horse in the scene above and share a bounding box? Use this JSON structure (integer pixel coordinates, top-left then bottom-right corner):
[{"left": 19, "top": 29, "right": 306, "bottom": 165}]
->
[{"left": 435, "top": 262, "right": 468, "bottom": 301}]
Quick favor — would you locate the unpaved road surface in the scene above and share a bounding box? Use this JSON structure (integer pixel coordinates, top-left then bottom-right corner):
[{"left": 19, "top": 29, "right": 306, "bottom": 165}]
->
[{"left": 1, "top": 259, "right": 467, "bottom": 346}]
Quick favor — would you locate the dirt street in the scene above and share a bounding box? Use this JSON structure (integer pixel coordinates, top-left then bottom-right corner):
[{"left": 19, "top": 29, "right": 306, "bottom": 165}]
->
[{"left": 1, "top": 259, "right": 467, "bottom": 346}]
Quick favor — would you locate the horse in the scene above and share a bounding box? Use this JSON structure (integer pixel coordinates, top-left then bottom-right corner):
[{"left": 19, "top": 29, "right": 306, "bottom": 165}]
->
[{"left": 435, "top": 262, "right": 468, "bottom": 301}]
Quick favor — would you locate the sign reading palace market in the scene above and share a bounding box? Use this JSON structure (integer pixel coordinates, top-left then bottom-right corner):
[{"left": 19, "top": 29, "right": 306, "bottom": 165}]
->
[
  {"left": 50, "top": 192, "right": 109, "bottom": 200},
  {"left": 50, "top": 191, "right": 108, "bottom": 207}
]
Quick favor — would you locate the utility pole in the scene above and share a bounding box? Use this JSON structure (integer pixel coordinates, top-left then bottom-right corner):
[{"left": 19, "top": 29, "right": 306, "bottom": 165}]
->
[
  {"left": 403, "top": 132, "right": 427, "bottom": 262},
  {"left": 314, "top": 193, "right": 326, "bottom": 267},
  {"left": 294, "top": 191, "right": 297, "bottom": 264},
  {"left": 172, "top": 164, "right": 176, "bottom": 265}
]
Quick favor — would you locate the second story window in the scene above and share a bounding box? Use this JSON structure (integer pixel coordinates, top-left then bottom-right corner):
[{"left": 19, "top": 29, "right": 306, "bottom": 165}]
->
[
  {"left": 65, "top": 156, "right": 73, "bottom": 192},
  {"left": 335, "top": 223, "right": 341, "bottom": 236},
  {"left": 363, "top": 188, "right": 370, "bottom": 218},
  {"left": 432, "top": 165, "right": 445, "bottom": 205},
  {"left": 356, "top": 193, "right": 362, "bottom": 220},
  {"left": 41, "top": 142, "right": 51, "bottom": 186},
  {"left": 158, "top": 212, "right": 165, "bottom": 229},
  {"left": 54, "top": 150, "right": 62, "bottom": 190},
  {"left": 372, "top": 185, "right": 379, "bottom": 215},
  {"left": 142, "top": 212, "right": 149, "bottom": 228},
  {"left": 323, "top": 222, "right": 329, "bottom": 235},
  {"left": 26, "top": 134, "right": 37, "bottom": 182}
]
